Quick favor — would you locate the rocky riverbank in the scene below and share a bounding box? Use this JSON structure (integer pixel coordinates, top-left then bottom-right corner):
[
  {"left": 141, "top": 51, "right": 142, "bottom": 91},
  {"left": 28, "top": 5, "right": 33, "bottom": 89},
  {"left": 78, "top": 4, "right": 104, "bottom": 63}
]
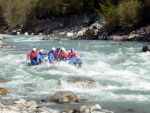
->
[
  {"left": 0, "top": 36, "right": 16, "bottom": 49},
  {"left": 0, "top": 77, "right": 114, "bottom": 113},
  {"left": 0, "top": 78, "right": 114, "bottom": 113},
  {"left": 0, "top": 98, "right": 114, "bottom": 113},
  {"left": 0, "top": 12, "right": 150, "bottom": 42},
  {"left": 0, "top": 12, "right": 149, "bottom": 42}
]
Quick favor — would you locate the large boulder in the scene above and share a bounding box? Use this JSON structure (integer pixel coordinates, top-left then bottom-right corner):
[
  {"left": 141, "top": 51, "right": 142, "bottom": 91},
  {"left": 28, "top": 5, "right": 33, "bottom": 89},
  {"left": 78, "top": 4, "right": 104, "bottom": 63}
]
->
[
  {"left": 83, "top": 29, "right": 98, "bottom": 39},
  {"left": 51, "top": 91, "right": 77, "bottom": 104},
  {"left": 67, "top": 32, "right": 74, "bottom": 38},
  {"left": 24, "top": 32, "right": 29, "bottom": 35},
  {"left": 126, "top": 33, "right": 141, "bottom": 41},
  {"left": 142, "top": 45, "right": 150, "bottom": 52},
  {"left": 108, "top": 35, "right": 125, "bottom": 41},
  {"left": 2, "top": 46, "right": 16, "bottom": 49}
]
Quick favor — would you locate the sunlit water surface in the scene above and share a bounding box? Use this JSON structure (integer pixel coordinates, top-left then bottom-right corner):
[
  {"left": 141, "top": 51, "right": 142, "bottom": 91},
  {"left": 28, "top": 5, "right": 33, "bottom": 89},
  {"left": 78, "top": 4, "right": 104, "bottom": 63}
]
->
[{"left": 0, "top": 34, "right": 150, "bottom": 113}]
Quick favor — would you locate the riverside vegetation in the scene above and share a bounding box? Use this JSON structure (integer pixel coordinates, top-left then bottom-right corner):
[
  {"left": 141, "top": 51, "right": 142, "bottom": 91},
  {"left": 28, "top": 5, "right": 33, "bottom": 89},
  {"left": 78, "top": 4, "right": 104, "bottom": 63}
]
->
[{"left": 0, "top": 0, "right": 149, "bottom": 40}]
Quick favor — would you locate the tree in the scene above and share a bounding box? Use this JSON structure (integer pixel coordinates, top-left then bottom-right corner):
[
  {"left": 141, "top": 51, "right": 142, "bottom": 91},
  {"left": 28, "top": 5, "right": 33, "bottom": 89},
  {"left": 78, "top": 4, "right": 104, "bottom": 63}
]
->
[
  {"left": 98, "top": 0, "right": 141, "bottom": 31},
  {"left": 0, "top": 0, "right": 34, "bottom": 29}
]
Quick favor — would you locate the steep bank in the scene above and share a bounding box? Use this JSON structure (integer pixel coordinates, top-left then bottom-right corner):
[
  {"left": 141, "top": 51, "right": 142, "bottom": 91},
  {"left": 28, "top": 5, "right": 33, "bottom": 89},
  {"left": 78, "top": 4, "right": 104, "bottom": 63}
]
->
[
  {"left": 17, "top": 15, "right": 150, "bottom": 41},
  {"left": 0, "top": 13, "right": 150, "bottom": 41},
  {"left": 0, "top": 11, "right": 105, "bottom": 39},
  {"left": 19, "top": 12, "right": 102, "bottom": 39}
]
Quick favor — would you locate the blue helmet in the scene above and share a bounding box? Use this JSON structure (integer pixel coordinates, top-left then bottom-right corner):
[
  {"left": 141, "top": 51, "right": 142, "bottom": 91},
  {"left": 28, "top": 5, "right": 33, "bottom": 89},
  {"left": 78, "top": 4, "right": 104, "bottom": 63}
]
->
[{"left": 71, "top": 48, "right": 74, "bottom": 51}]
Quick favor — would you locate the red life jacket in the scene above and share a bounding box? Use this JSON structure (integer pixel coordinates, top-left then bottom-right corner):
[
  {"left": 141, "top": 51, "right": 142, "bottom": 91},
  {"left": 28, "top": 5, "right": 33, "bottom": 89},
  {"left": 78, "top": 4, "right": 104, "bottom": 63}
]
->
[
  {"left": 68, "top": 51, "right": 77, "bottom": 58},
  {"left": 48, "top": 50, "right": 57, "bottom": 60},
  {"left": 27, "top": 51, "right": 38, "bottom": 60},
  {"left": 59, "top": 51, "right": 69, "bottom": 59},
  {"left": 53, "top": 51, "right": 58, "bottom": 58}
]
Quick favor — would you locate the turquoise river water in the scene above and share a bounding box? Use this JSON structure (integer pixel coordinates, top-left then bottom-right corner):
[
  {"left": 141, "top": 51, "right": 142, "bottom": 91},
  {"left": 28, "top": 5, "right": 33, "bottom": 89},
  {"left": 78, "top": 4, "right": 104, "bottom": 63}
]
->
[{"left": 0, "top": 34, "right": 150, "bottom": 113}]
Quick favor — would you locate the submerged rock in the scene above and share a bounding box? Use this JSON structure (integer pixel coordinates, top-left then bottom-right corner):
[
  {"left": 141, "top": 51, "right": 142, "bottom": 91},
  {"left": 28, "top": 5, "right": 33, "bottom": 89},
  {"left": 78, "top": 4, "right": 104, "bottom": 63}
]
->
[
  {"left": 0, "top": 40, "right": 16, "bottom": 49},
  {"left": 42, "top": 36, "right": 50, "bottom": 40},
  {"left": 25, "top": 100, "right": 38, "bottom": 108},
  {"left": 0, "top": 88, "right": 10, "bottom": 95},
  {"left": 0, "top": 77, "right": 8, "bottom": 83},
  {"left": 60, "top": 77, "right": 96, "bottom": 89},
  {"left": 75, "top": 99, "right": 88, "bottom": 103},
  {"left": 14, "top": 99, "right": 27, "bottom": 104},
  {"left": 125, "top": 108, "right": 136, "bottom": 112}
]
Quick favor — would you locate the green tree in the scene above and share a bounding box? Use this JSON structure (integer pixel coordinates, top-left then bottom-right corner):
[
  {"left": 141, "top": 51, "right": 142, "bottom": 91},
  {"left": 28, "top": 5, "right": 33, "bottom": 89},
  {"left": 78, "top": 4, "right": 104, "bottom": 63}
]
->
[
  {"left": 117, "top": 0, "right": 141, "bottom": 29},
  {"left": 0, "top": 2, "right": 5, "bottom": 26},
  {"left": 32, "top": 0, "right": 63, "bottom": 19},
  {"left": 98, "top": 0, "right": 119, "bottom": 31},
  {"left": 139, "top": 0, "right": 150, "bottom": 25},
  {"left": 98, "top": 0, "right": 141, "bottom": 31},
  {"left": 0, "top": 0, "right": 34, "bottom": 29},
  {"left": 63, "top": 0, "right": 83, "bottom": 15}
]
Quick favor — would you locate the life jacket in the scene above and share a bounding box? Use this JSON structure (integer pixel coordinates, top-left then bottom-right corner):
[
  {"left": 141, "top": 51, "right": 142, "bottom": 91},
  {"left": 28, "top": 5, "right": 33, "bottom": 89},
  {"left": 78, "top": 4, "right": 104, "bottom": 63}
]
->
[
  {"left": 27, "top": 51, "right": 38, "bottom": 60},
  {"left": 68, "top": 51, "right": 77, "bottom": 58},
  {"left": 53, "top": 51, "right": 58, "bottom": 58},
  {"left": 36, "top": 53, "right": 43, "bottom": 64},
  {"left": 58, "top": 51, "right": 68, "bottom": 60},
  {"left": 48, "top": 50, "right": 58, "bottom": 59},
  {"left": 37, "top": 52, "right": 47, "bottom": 64}
]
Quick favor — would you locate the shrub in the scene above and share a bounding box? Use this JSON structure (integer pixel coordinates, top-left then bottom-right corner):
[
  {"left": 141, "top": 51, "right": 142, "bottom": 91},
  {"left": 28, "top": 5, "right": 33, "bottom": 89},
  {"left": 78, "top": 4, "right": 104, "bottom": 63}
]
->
[
  {"left": 117, "top": 0, "right": 141, "bottom": 30},
  {"left": 98, "top": 0, "right": 119, "bottom": 32},
  {"left": 83, "top": 29, "right": 95, "bottom": 39},
  {"left": 98, "top": 0, "right": 141, "bottom": 31},
  {"left": 139, "top": 0, "right": 150, "bottom": 25},
  {"left": 0, "top": 3, "right": 5, "bottom": 26},
  {"left": 0, "top": 0, "right": 34, "bottom": 29},
  {"left": 63, "top": 0, "right": 83, "bottom": 15},
  {"left": 33, "top": 0, "right": 64, "bottom": 19}
]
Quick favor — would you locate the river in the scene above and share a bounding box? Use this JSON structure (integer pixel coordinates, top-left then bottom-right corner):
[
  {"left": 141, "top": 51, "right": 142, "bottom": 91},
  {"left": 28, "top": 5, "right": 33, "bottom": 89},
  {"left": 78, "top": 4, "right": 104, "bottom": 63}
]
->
[{"left": 0, "top": 34, "right": 150, "bottom": 113}]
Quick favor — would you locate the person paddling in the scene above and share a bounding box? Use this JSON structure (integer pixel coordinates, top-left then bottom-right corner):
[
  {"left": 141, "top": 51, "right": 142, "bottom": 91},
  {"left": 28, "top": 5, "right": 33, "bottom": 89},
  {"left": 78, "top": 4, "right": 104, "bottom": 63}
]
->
[
  {"left": 68, "top": 48, "right": 78, "bottom": 58},
  {"left": 58, "top": 47, "right": 69, "bottom": 60},
  {"left": 36, "top": 49, "right": 47, "bottom": 65},
  {"left": 48, "top": 47, "right": 57, "bottom": 63},
  {"left": 68, "top": 48, "right": 82, "bottom": 67},
  {"left": 27, "top": 48, "right": 38, "bottom": 63}
]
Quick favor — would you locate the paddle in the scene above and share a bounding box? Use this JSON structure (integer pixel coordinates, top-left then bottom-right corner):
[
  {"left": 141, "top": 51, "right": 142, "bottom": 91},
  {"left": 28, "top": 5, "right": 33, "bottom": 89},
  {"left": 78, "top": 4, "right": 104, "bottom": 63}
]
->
[
  {"left": 22, "top": 46, "right": 36, "bottom": 64},
  {"left": 22, "top": 59, "right": 29, "bottom": 64}
]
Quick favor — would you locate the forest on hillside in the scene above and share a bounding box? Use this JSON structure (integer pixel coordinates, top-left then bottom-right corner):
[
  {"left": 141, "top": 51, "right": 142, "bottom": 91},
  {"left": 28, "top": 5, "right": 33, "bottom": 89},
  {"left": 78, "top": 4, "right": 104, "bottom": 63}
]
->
[{"left": 0, "top": 0, "right": 149, "bottom": 32}]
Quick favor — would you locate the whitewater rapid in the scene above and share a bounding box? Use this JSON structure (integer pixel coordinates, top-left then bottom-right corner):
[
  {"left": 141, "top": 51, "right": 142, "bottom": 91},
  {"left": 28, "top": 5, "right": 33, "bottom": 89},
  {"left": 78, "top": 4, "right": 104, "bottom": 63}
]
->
[{"left": 1, "top": 34, "right": 150, "bottom": 113}]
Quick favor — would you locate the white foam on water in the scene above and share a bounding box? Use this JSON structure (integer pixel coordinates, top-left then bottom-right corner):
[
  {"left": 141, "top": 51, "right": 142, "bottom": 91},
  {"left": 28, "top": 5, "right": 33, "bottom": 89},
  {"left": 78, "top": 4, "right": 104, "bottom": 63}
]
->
[
  {"left": 1, "top": 36, "right": 150, "bottom": 103},
  {"left": 9, "top": 35, "right": 45, "bottom": 42}
]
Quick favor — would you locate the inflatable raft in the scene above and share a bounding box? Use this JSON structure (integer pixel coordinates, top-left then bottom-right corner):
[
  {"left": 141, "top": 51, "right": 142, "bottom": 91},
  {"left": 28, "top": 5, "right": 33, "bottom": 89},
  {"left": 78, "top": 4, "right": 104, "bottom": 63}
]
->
[{"left": 28, "top": 57, "right": 82, "bottom": 68}]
